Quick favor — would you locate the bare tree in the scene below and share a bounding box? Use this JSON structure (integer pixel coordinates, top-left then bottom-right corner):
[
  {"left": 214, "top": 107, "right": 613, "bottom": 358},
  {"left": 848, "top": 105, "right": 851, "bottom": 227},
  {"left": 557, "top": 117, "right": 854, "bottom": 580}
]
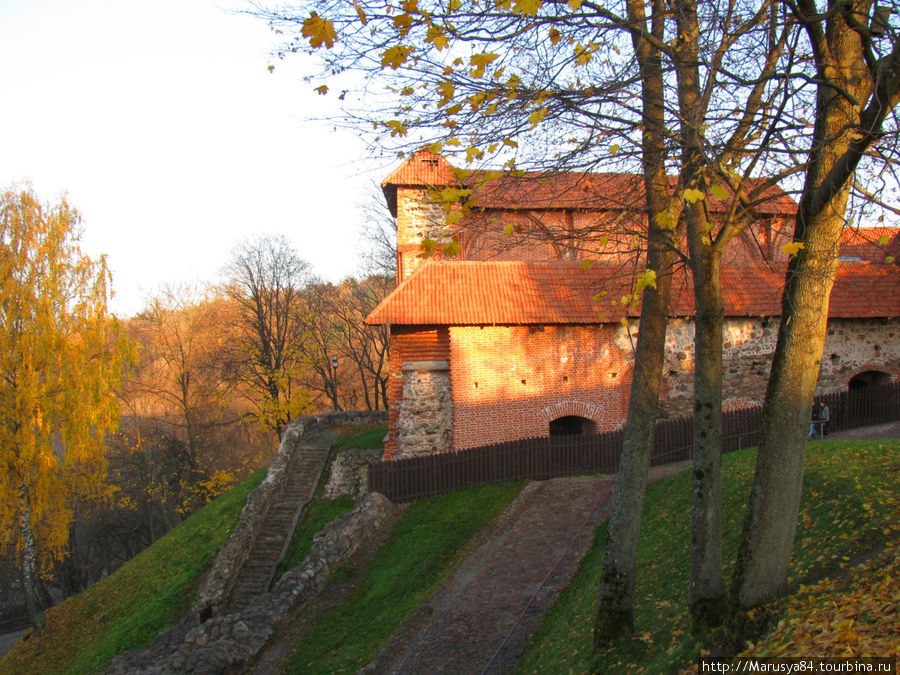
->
[{"left": 224, "top": 234, "right": 314, "bottom": 435}]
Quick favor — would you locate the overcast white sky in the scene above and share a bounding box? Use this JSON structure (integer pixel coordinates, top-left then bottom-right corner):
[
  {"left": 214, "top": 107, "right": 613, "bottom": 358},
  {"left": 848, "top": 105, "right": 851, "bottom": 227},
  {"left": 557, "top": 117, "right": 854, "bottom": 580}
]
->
[{"left": 0, "top": 0, "right": 389, "bottom": 317}]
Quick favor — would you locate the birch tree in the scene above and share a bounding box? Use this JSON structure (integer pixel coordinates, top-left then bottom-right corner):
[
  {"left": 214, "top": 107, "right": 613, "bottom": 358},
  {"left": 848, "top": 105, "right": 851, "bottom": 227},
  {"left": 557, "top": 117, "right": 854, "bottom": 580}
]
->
[{"left": 0, "top": 186, "right": 129, "bottom": 628}]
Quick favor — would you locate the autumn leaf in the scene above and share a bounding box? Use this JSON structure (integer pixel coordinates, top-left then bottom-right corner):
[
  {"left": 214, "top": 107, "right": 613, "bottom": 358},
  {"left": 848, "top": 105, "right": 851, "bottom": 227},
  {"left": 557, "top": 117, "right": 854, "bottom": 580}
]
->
[
  {"left": 781, "top": 241, "right": 806, "bottom": 256},
  {"left": 437, "top": 80, "right": 455, "bottom": 107},
  {"left": 386, "top": 120, "right": 408, "bottom": 137},
  {"left": 382, "top": 45, "right": 414, "bottom": 69},
  {"left": 568, "top": 0, "right": 583, "bottom": 8},
  {"left": 466, "top": 146, "right": 484, "bottom": 162},
  {"left": 443, "top": 236, "right": 462, "bottom": 257},
  {"left": 528, "top": 107, "right": 548, "bottom": 129},
  {"left": 393, "top": 13, "right": 413, "bottom": 36},
  {"left": 635, "top": 268, "right": 657, "bottom": 293},
  {"left": 655, "top": 210, "right": 676, "bottom": 227},
  {"left": 315, "top": 85, "right": 329, "bottom": 95},
  {"left": 513, "top": 0, "right": 543, "bottom": 16},
  {"left": 426, "top": 25, "right": 450, "bottom": 50},
  {"left": 470, "top": 52, "right": 500, "bottom": 78},
  {"left": 549, "top": 27, "right": 562, "bottom": 45},
  {"left": 709, "top": 183, "right": 729, "bottom": 201},
  {"left": 353, "top": 1, "right": 368, "bottom": 25},
  {"left": 684, "top": 188, "right": 705, "bottom": 203},
  {"left": 301, "top": 12, "right": 337, "bottom": 49},
  {"left": 877, "top": 234, "right": 890, "bottom": 246},
  {"left": 574, "top": 42, "right": 597, "bottom": 66}
]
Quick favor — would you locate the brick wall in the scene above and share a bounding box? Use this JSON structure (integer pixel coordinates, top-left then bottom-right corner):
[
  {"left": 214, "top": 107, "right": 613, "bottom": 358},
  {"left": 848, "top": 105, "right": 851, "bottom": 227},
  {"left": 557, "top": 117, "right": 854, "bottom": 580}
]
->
[{"left": 449, "top": 324, "right": 636, "bottom": 449}]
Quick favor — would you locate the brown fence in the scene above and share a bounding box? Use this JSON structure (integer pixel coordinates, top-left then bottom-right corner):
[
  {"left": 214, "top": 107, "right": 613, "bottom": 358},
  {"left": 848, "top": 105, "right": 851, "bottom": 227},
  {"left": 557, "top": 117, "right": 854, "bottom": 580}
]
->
[{"left": 368, "top": 382, "right": 899, "bottom": 503}]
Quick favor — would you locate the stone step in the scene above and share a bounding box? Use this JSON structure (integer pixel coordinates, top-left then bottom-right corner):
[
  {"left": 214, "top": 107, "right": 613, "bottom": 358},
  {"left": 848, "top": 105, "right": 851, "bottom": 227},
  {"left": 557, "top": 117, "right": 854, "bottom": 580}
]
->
[{"left": 224, "top": 444, "right": 330, "bottom": 613}]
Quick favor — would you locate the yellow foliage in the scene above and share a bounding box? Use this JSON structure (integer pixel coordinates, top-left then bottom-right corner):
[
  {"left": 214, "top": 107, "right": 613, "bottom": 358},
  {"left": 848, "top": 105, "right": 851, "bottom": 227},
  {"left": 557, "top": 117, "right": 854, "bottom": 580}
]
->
[
  {"left": 426, "top": 25, "right": 450, "bottom": 50},
  {"left": 0, "top": 186, "right": 130, "bottom": 564},
  {"left": 709, "top": 183, "right": 729, "bottom": 201}
]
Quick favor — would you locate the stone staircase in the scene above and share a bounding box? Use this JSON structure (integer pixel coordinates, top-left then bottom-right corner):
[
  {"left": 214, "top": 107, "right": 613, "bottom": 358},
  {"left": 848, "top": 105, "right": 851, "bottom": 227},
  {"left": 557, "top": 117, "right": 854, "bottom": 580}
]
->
[{"left": 224, "top": 446, "right": 330, "bottom": 612}]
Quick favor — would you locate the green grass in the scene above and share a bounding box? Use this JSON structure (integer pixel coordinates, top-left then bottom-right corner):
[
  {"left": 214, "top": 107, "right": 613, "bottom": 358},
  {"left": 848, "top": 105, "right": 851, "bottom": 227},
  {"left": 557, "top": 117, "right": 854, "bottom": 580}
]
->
[
  {"left": 331, "top": 424, "right": 388, "bottom": 451},
  {"left": 275, "top": 494, "right": 356, "bottom": 580},
  {"left": 0, "top": 468, "right": 266, "bottom": 675},
  {"left": 274, "top": 423, "right": 388, "bottom": 581},
  {"left": 285, "top": 480, "right": 525, "bottom": 673},
  {"left": 516, "top": 440, "right": 899, "bottom": 673}
]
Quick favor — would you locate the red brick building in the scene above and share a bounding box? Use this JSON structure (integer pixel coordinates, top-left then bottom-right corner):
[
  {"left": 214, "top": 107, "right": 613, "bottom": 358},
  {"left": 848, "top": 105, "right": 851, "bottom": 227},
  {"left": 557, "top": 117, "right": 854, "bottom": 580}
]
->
[{"left": 366, "top": 150, "right": 900, "bottom": 460}]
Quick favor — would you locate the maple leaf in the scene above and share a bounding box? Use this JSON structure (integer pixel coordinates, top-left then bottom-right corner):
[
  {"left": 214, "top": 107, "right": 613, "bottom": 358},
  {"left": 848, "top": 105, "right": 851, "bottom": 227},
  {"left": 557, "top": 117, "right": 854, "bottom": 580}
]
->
[
  {"left": 684, "top": 187, "right": 706, "bottom": 203},
  {"left": 470, "top": 52, "right": 499, "bottom": 78},
  {"left": 513, "top": 0, "right": 543, "bottom": 16},
  {"left": 382, "top": 45, "right": 414, "bottom": 69},
  {"left": 709, "top": 183, "right": 729, "bottom": 201},
  {"left": 436, "top": 80, "right": 456, "bottom": 107},
  {"left": 426, "top": 25, "right": 450, "bottom": 50},
  {"left": 393, "top": 13, "right": 413, "bottom": 36},
  {"left": 528, "top": 107, "right": 547, "bottom": 129},
  {"left": 301, "top": 12, "right": 337, "bottom": 49}
]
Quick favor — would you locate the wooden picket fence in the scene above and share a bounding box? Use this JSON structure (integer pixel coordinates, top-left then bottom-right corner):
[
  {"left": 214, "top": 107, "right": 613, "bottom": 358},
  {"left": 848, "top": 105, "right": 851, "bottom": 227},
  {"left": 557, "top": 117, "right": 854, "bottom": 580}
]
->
[{"left": 368, "top": 382, "right": 900, "bottom": 503}]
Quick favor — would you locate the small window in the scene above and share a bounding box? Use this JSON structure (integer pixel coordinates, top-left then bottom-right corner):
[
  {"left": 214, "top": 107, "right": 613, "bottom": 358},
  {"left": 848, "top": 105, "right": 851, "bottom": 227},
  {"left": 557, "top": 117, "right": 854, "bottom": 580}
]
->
[{"left": 549, "top": 416, "right": 597, "bottom": 436}]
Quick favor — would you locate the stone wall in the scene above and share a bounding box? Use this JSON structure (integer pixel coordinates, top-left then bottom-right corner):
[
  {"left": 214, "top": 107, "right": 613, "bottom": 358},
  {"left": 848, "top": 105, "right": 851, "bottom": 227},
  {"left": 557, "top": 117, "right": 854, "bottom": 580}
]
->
[
  {"left": 397, "top": 188, "right": 447, "bottom": 280},
  {"left": 324, "top": 448, "right": 383, "bottom": 499},
  {"left": 661, "top": 317, "right": 900, "bottom": 418},
  {"left": 396, "top": 361, "right": 453, "bottom": 458},
  {"left": 106, "top": 492, "right": 396, "bottom": 674}
]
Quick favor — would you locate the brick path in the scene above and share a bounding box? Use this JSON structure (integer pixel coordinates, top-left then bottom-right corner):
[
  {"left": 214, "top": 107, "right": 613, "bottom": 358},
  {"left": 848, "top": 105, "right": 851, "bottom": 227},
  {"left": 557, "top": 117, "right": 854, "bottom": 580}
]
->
[
  {"left": 368, "top": 476, "right": 609, "bottom": 674},
  {"left": 367, "top": 462, "right": 691, "bottom": 674}
]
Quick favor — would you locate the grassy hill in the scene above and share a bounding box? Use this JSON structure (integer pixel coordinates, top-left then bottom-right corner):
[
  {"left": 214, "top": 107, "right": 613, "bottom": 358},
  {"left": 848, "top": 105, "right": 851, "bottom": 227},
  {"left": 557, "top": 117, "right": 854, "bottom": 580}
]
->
[
  {"left": 0, "top": 468, "right": 266, "bottom": 674},
  {"left": 1, "top": 437, "right": 896, "bottom": 673}
]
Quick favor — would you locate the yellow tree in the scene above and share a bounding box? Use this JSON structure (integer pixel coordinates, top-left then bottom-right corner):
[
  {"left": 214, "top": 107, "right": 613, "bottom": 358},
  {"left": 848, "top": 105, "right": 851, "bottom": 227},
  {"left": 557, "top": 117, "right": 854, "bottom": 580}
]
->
[{"left": 0, "top": 186, "right": 129, "bottom": 628}]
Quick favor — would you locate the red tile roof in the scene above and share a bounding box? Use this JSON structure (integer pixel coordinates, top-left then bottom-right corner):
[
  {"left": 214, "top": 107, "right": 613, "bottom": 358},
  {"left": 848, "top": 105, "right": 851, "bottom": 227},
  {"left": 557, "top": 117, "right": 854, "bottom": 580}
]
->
[
  {"left": 381, "top": 150, "right": 797, "bottom": 216},
  {"left": 365, "top": 260, "right": 899, "bottom": 325},
  {"left": 467, "top": 172, "right": 797, "bottom": 216},
  {"left": 840, "top": 227, "right": 900, "bottom": 262}
]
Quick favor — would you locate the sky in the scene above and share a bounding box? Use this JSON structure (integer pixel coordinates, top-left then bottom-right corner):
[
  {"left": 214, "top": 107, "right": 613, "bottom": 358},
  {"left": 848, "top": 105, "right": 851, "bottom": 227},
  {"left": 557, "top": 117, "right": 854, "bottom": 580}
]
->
[{"left": 0, "top": 0, "right": 389, "bottom": 317}]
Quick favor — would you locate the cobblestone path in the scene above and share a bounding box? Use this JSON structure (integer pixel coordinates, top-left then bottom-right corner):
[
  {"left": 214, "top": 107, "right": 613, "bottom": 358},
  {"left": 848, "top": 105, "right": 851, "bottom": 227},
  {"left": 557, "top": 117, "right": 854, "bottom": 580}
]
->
[{"left": 370, "top": 475, "right": 614, "bottom": 674}]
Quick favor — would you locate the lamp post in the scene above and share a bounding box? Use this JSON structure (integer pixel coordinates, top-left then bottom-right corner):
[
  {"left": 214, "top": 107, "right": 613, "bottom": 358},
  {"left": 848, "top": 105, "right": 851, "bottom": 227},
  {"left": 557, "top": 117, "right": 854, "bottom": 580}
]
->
[{"left": 331, "top": 355, "right": 339, "bottom": 411}]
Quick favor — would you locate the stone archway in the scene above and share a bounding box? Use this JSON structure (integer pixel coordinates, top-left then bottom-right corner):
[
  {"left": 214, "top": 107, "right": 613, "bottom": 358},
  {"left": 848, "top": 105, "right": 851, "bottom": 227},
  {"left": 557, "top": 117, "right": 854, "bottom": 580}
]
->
[{"left": 848, "top": 370, "right": 892, "bottom": 390}]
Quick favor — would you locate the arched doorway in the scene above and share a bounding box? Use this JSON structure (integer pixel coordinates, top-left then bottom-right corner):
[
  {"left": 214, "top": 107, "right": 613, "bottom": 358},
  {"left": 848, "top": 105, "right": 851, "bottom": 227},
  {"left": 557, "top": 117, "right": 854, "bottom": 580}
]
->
[
  {"left": 549, "top": 415, "right": 597, "bottom": 436},
  {"left": 848, "top": 370, "right": 892, "bottom": 390}
]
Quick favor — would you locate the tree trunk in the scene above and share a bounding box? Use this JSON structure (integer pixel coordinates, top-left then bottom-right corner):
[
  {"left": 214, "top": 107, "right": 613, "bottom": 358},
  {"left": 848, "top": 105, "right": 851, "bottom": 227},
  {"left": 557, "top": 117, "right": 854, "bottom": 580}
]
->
[
  {"left": 731, "top": 1, "right": 883, "bottom": 610},
  {"left": 18, "top": 478, "right": 44, "bottom": 630},
  {"left": 688, "top": 248, "right": 726, "bottom": 627},
  {"left": 671, "top": 0, "right": 728, "bottom": 628},
  {"left": 594, "top": 0, "right": 675, "bottom": 648}
]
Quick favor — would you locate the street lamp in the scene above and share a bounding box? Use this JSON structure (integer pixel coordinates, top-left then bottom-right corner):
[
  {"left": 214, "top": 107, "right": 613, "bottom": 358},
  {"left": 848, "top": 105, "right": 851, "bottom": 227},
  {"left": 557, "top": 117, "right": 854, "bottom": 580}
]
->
[{"left": 331, "top": 355, "right": 339, "bottom": 411}]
